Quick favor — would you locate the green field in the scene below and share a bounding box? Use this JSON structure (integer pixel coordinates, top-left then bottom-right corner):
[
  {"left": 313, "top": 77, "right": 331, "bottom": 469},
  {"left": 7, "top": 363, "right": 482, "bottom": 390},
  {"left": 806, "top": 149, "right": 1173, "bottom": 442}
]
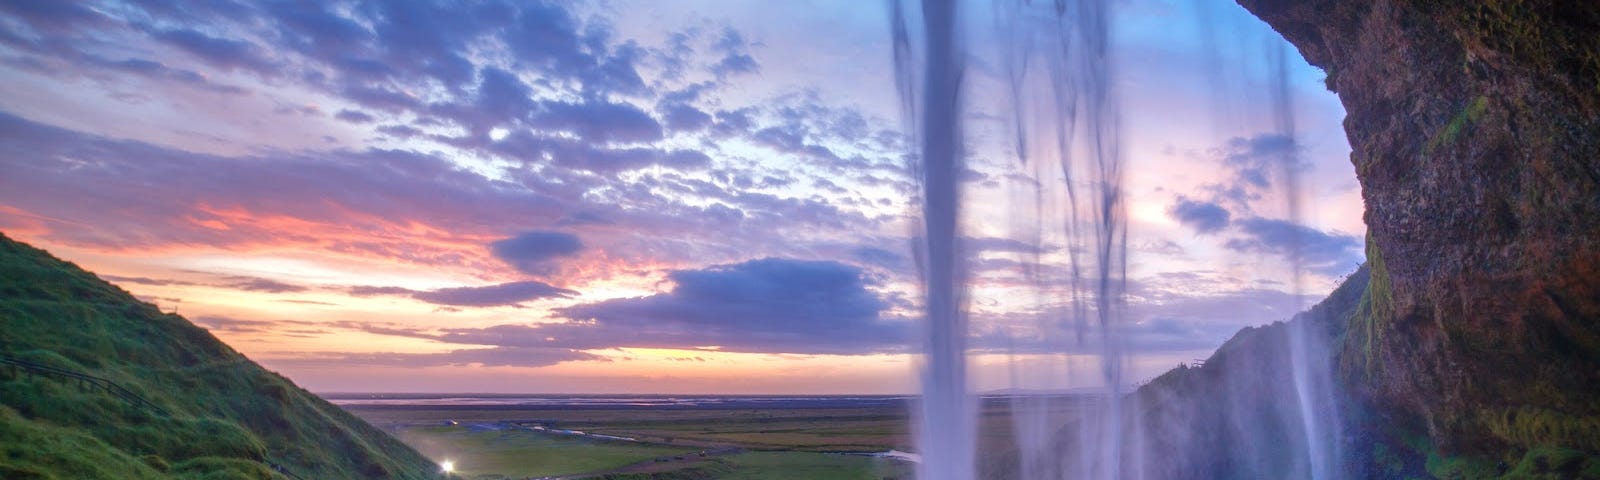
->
[
  {"left": 380, "top": 423, "right": 914, "bottom": 480},
  {"left": 395, "top": 425, "right": 699, "bottom": 478},
  {"left": 345, "top": 400, "right": 1084, "bottom": 479},
  {"left": 717, "top": 451, "right": 906, "bottom": 480}
]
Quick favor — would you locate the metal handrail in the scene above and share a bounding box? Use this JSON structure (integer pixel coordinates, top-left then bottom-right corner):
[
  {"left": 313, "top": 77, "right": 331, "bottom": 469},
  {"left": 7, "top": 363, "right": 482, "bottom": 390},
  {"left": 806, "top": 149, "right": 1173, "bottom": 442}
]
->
[{"left": 0, "top": 356, "right": 169, "bottom": 416}]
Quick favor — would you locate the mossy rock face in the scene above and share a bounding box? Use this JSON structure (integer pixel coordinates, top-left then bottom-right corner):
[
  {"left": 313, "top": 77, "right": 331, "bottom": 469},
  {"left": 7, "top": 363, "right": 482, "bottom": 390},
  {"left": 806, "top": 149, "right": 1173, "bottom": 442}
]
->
[
  {"left": 1235, "top": 0, "right": 1600, "bottom": 466},
  {"left": 0, "top": 233, "right": 439, "bottom": 478}
]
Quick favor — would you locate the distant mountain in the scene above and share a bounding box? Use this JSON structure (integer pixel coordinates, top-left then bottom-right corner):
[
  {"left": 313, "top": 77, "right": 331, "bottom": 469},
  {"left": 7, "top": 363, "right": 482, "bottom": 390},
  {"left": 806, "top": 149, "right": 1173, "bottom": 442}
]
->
[{"left": 0, "top": 233, "right": 438, "bottom": 479}]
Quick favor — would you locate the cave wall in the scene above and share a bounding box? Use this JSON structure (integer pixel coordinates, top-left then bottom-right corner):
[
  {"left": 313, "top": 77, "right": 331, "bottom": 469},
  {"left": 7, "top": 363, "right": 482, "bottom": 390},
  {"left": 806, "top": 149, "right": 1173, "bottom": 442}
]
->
[{"left": 1234, "top": 0, "right": 1600, "bottom": 455}]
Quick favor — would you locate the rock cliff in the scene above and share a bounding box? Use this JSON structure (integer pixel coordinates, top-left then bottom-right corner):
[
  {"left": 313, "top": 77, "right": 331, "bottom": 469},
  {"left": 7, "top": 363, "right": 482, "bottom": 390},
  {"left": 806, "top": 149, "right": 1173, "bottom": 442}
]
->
[{"left": 1237, "top": 0, "right": 1600, "bottom": 465}]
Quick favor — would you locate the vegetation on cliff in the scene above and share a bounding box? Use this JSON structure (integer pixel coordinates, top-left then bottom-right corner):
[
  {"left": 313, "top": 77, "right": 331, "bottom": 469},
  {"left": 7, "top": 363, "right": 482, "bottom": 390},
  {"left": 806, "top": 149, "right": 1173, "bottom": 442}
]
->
[
  {"left": 0, "top": 233, "right": 439, "bottom": 479},
  {"left": 1235, "top": 0, "right": 1600, "bottom": 474}
]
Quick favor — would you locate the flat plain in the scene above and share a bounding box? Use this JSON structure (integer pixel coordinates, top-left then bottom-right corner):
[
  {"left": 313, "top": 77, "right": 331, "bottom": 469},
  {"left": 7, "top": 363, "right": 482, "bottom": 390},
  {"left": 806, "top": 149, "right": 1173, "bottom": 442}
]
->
[{"left": 341, "top": 396, "right": 1087, "bottom": 479}]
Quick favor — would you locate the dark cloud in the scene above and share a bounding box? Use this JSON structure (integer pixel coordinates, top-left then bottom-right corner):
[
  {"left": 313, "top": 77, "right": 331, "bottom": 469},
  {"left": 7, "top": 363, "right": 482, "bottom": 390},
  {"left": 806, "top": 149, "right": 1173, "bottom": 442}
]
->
[
  {"left": 555, "top": 211, "right": 612, "bottom": 226},
  {"left": 713, "top": 53, "right": 759, "bottom": 77},
  {"left": 1169, "top": 198, "right": 1232, "bottom": 234},
  {"left": 101, "top": 273, "right": 310, "bottom": 294},
  {"left": 262, "top": 1, "right": 373, "bottom": 62},
  {"left": 193, "top": 315, "right": 280, "bottom": 333},
  {"left": 347, "top": 286, "right": 417, "bottom": 297},
  {"left": 1220, "top": 133, "right": 1296, "bottom": 189},
  {"left": 267, "top": 346, "right": 599, "bottom": 368},
  {"left": 968, "top": 272, "right": 1326, "bottom": 355},
  {"left": 0, "top": 112, "right": 571, "bottom": 259},
  {"left": 351, "top": 281, "right": 577, "bottom": 307},
  {"left": 99, "top": 274, "right": 197, "bottom": 287},
  {"left": 361, "top": 0, "right": 491, "bottom": 90},
  {"left": 710, "top": 26, "right": 759, "bottom": 77},
  {"left": 966, "top": 236, "right": 1046, "bottom": 254},
  {"left": 89, "top": 56, "right": 248, "bottom": 95},
  {"left": 1133, "top": 239, "right": 1187, "bottom": 256},
  {"left": 221, "top": 275, "right": 308, "bottom": 293},
  {"left": 335, "top": 109, "right": 375, "bottom": 124},
  {"left": 0, "top": 0, "right": 112, "bottom": 36},
  {"left": 852, "top": 246, "right": 907, "bottom": 271},
  {"left": 491, "top": 230, "right": 583, "bottom": 276},
  {"left": 495, "top": 1, "right": 648, "bottom": 95},
  {"left": 489, "top": 130, "right": 708, "bottom": 172},
  {"left": 1224, "top": 217, "right": 1362, "bottom": 276},
  {"left": 541, "top": 258, "right": 905, "bottom": 354},
  {"left": 436, "top": 66, "right": 539, "bottom": 134},
  {"left": 148, "top": 28, "right": 275, "bottom": 74},
  {"left": 661, "top": 103, "right": 713, "bottom": 132},
  {"left": 528, "top": 99, "right": 663, "bottom": 143}
]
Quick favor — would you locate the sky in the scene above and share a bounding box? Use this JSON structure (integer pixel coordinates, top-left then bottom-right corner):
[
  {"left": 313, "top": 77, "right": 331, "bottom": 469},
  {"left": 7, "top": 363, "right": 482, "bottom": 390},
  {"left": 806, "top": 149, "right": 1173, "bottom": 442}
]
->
[{"left": 0, "top": 0, "right": 1364, "bottom": 394}]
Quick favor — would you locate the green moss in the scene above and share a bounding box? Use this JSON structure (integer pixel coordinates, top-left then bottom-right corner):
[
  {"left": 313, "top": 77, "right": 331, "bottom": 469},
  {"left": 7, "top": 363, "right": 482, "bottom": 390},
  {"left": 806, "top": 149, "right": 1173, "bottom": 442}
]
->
[
  {"left": 1424, "top": 95, "right": 1490, "bottom": 157},
  {"left": 1396, "top": 424, "right": 1600, "bottom": 480},
  {"left": 1503, "top": 446, "right": 1592, "bottom": 478},
  {"left": 1375, "top": 442, "right": 1406, "bottom": 475},
  {"left": 1480, "top": 407, "right": 1600, "bottom": 452},
  {"left": 1426, "top": 451, "right": 1500, "bottom": 480},
  {"left": 1347, "top": 232, "right": 1393, "bottom": 378}
]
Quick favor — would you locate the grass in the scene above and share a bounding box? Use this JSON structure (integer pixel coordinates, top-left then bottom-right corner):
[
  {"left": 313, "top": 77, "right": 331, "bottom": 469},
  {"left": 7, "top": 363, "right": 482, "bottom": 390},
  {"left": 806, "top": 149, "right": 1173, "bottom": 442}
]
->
[
  {"left": 0, "top": 233, "right": 438, "bottom": 478},
  {"left": 595, "top": 416, "right": 909, "bottom": 452},
  {"left": 350, "top": 407, "right": 916, "bottom": 453},
  {"left": 385, "top": 422, "right": 913, "bottom": 480},
  {"left": 717, "top": 451, "right": 909, "bottom": 480},
  {"left": 1345, "top": 233, "right": 1392, "bottom": 380},
  {"left": 1480, "top": 407, "right": 1600, "bottom": 452},
  {"left": 396, "top": 425, "right": 698, "bottom": 478}
]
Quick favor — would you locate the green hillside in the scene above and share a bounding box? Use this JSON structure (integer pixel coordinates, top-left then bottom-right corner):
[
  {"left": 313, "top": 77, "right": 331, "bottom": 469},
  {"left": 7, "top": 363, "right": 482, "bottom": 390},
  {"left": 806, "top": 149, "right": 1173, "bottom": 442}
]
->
[{"left": 0, "top": 233, "right": 440, "bottom": 479}]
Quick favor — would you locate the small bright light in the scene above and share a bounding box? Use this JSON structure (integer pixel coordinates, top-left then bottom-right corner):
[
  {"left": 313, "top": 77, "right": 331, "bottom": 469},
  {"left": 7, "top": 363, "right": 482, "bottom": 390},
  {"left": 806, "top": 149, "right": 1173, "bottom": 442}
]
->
[{"left": 441, "top": 460, "right": 454, "bottom": 473}]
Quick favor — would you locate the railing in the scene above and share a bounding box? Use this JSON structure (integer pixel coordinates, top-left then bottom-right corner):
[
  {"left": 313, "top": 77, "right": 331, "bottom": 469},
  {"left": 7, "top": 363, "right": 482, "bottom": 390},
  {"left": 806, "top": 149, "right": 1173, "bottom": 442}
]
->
[
  {"left": 266, "top": 460, "right": 309, "bottom": 480},
  {"left": 0, "top": 356, "right": 169, "bottom": 416}
]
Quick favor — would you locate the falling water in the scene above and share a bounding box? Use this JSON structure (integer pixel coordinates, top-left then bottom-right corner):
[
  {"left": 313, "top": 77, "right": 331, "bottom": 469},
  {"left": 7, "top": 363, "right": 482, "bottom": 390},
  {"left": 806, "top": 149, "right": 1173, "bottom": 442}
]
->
[
  {"left": 895, "top": 0, "right": 1343, "bottom": 478},
  {"left": 894, "top": 1, "right": 975, "bottom": 479}
]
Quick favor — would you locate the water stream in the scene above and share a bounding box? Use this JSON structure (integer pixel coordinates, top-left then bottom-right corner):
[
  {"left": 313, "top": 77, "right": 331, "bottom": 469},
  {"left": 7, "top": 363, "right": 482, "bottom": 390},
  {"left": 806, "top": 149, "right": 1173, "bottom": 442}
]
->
[{"left": 893, "top": 0, "right": 1343, "bottom": 478}]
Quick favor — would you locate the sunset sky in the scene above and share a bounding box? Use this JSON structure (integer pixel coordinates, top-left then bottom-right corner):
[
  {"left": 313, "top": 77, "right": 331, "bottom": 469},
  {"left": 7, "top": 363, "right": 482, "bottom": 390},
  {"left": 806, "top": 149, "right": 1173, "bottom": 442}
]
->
[{"left": 0, "top": 0, "right": 1363, "bottom": 394}]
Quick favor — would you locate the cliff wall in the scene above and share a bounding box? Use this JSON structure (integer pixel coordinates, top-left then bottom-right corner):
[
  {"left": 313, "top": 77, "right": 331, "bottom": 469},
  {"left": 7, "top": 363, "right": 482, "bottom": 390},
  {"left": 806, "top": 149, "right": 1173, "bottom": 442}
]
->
[{"left": 1238, "top": 0, "right": 1600, "bottom": 459}]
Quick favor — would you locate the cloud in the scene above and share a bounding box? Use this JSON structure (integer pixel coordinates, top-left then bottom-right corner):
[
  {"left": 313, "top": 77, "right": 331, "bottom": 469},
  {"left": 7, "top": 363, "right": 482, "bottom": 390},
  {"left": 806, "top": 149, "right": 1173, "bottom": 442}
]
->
[
  {"left": 491, "top": 230, "right": 584, "bottom": 276},
  {"left": 1133, "top": 239, "right": 1186, "bottom": 256},
  {"left": 487, "top": 130, "right": 711, "bottom": 172},
  {"left": 710, "top": 26, "right": 760, "bottom": 77},
  {"left": 352, "top": 281, "right": 578, "bottom": 307},
  {"left": 511, "top": 258, "right": 907, "bottom": 354},
  {"left": 334, "top": 109, "right": 375, "bottom": 123},
  {"left": 1224, "top": 217, "right": 1362, "bottom": 276},
  {"left": 966, "top": 236, "right": 1046, "bottom": 254},
  {"left": 193, "top": 315, "right": 279, "bottom": 333},
  {"left": 267, "top": 346, "right": 599, "bottom": 368},
  {"left": 1169, "top": 197, "right": 1232, "bottom": 234},
  {"left": 0, "top": 112, "right": 571, "bottom": 263},
  {"left": 1220, "top": 134, "right": 1296, "bottom": 188},
  {"left": 101, "top": 273, "right": 307, "bottom": 294},
  {"left": 661, "top": 103, "right": 713, "bottom": 132},
  {"left": 528, "top": 99, "right": 663, "bottom": 143},
  {"left": 99, "top": 274, "right": 197, "bottom": 287},
  {"left": 713, "top": 53, "right": 760, "bottom": 77},
  {"left": 852, "top": 246, "right": 907, "bottom": 271},
  {"left": 148, "top": 27, "right": 276, "bottom": 74},
  {"left": 221, "top": 275, "right": 308, "bottom": 293}
]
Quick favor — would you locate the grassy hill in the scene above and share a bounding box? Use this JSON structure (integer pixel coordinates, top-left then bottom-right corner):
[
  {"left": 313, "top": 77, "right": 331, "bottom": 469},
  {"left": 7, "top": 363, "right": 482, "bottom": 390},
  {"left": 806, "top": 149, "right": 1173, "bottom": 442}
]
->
[{"left": 0, "top": 233, "right": 440, "bottom": 479}]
